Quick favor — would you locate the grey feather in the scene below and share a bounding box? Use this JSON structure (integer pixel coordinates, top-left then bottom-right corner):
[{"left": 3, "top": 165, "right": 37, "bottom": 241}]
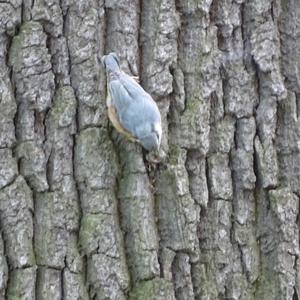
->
[
  {"left": 109, "top": 74, "right": 160, "bottom": 138},
  {"left": 102, "top": 53, "right": 162, "bottom": 151}
]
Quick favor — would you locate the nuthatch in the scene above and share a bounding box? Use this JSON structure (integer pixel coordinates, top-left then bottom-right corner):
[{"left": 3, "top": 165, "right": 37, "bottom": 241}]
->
[{"left": 101, "top": 52, "right": 162, "bottom": 152}]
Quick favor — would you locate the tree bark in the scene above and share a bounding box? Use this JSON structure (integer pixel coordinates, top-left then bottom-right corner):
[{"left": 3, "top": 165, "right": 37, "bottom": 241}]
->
[{"left": 0, "top": 0, "right": 299, "bottom": 299}]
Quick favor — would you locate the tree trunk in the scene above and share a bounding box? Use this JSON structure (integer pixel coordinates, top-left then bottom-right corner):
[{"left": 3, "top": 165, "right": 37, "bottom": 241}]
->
[{"left": 0, "top": 0, "right": 299, "bottom": 299}]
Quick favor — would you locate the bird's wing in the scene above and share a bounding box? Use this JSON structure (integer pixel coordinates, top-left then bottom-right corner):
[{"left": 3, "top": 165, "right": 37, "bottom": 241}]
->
[
  {"left": 108, "top": 79, "right": 139, "bottom": 138},
  {"left": 109, "top": 78, "right": 136, "bottom": 113},
  {"left": 109, "top": 76, "right": 160, "bottom": 139},
  {"left": 106, "top": 80, "right": 136, "bottom": 141},
  {"left": 107, "top": 105, "right": 136, "bottom": 142}
]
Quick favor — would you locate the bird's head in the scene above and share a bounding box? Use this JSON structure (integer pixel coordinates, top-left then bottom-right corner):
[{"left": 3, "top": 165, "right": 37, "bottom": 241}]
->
[{"left": 139, "top": 122, "right": 162, "bottom": 152}]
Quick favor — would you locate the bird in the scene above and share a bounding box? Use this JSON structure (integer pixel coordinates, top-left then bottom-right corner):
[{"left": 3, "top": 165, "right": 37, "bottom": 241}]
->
[{"left": 101, "top": 52, "right": 162, "bottom": 152}]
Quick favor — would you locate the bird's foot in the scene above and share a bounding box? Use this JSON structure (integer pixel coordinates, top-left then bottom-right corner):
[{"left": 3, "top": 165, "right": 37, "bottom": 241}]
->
[{"left": 131, "top": 76, "right": 140, "bottom": 83}]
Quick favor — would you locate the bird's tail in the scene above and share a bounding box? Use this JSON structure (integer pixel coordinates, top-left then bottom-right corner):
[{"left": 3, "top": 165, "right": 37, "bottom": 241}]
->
[{"left": 101, "top": 53, "right": 120, "bottom": 73}]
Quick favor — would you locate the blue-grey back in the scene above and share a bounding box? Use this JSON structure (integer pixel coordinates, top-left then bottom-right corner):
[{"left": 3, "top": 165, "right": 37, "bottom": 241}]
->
[{"left": 109, "top": 73, "right": 161, "bottom": 139}]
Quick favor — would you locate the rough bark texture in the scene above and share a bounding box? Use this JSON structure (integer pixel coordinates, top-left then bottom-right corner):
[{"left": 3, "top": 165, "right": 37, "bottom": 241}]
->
[{"left": 0, "top": 0, "right": 299, "bottom": 299}]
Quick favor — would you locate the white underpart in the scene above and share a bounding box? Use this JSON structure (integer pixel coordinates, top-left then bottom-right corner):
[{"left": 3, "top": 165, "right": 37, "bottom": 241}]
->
[{"left": 154, "top": 122, "right": 162, "bottom": 145}]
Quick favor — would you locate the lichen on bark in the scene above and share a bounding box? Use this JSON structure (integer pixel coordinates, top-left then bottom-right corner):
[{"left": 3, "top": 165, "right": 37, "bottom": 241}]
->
[{"left": 0, "top": 0, "right": 300, "bottom": 299}]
